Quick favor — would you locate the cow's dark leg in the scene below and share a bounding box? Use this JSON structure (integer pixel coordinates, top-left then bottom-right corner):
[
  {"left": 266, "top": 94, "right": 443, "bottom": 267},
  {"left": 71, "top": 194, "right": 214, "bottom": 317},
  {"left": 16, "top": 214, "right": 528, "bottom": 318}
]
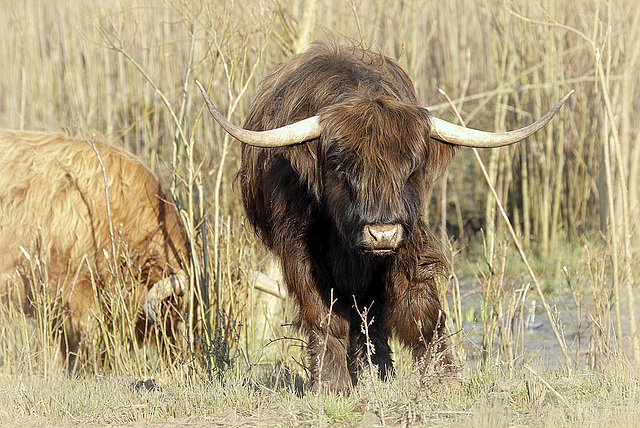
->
[
  {"left": 385, "top": 229, "right": 453, "bottom": 371},
  {"left": 306, "top": 309, "right": 351, "bottom": 392},
  {"left": 385, "top": 276, "right": 451, "bottom": 367},
  {"left": 279, "top": 249, "right": 353, "bottom": 392},
  {"left": 347, "top": 298, "right": 394, "bottom": 386}
]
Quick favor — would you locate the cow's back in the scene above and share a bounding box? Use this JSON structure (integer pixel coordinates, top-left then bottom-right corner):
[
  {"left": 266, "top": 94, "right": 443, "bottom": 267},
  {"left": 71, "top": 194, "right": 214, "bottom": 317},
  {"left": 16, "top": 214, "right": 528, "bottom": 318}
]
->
[{"left": 0, "top": 129, "right": 187, "bottom": 305}]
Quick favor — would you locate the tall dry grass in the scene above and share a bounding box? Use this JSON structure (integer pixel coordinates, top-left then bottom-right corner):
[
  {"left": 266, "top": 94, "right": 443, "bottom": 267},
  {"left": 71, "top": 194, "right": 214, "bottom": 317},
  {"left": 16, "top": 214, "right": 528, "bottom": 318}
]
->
[{"left": 0, "top": 0, "right": 638, "bottom": 407}]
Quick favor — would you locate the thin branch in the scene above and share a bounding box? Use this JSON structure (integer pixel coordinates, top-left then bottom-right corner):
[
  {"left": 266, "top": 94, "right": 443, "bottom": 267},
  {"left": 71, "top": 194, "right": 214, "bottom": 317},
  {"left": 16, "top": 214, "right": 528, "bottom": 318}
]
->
[
  {"left": 439, "top": 89, "right": 573, "bottom": 369},
  {"left": 524, "top": 364, "right": 574, "bottom": 413},
  {"left": 84, "top": 136, "right": 117, "bottom": 266},
  {"left": 106, "top": 42, "right": 188, "bottom": 147}
]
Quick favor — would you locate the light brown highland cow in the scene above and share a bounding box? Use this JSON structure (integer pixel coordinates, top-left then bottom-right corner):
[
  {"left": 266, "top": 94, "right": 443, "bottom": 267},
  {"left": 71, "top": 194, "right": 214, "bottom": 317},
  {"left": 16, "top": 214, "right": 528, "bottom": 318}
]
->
[{"left": 0, "top": 128, "right": 189, "bottom": 362}]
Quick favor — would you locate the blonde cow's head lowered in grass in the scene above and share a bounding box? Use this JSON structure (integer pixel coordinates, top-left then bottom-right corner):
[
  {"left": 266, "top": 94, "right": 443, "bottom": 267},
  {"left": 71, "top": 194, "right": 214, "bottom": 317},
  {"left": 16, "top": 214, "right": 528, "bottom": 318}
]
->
[{"left": 0, "top": 128, "right": 189, "bottom": 365}]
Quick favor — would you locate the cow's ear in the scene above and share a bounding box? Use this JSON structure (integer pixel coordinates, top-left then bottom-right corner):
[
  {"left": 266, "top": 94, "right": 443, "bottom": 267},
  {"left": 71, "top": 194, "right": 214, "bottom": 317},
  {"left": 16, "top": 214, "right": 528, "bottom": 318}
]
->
[
  {"left": 419, "top": 108, "right": 456, "bottom": 183},
  {"left": 286, "top": 140, "right": 322, "bottom": 200}
]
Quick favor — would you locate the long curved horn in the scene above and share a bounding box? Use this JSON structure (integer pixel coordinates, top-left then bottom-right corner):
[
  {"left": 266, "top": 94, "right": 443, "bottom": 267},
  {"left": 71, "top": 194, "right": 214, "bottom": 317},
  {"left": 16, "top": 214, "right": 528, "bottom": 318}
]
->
[
  {"left": 196, "top": 80, "right": 321, "bottom": 147},
  {"left": 198, "top": 79, "right": 572, "bottom": 149},
  {"left": 143, "top": 270, "right": 187, "bottom": 324},
  {"left": 430, "top": 91, "right": 574, "bottom": 148}
]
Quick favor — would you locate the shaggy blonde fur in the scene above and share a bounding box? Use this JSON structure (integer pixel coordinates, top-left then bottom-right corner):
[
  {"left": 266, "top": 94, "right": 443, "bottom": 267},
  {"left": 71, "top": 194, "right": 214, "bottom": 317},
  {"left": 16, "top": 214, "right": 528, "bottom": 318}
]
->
[{"left": 0, "top": 128, "right": 188, "bottom": 357}]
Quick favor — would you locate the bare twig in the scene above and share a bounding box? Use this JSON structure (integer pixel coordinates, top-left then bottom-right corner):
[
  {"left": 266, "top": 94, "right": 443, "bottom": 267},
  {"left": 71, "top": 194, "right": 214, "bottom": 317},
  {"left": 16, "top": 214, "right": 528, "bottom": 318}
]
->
[
  {"left": 293, "top": 0, "right": 317, "bottom": 54},
  {"left": 84, "top": 136, "right": 117, "bottom": 266},
  {"left": 104, "top": 42, "right": 188, "bottom": 147},
  {"left": 317, "top": 288, "right": 335, "bottom": 392},
  {"left": 524, "top": 364, "right": 574, "bottom": 413},
  {"left": 439, "top": 89, "right": 572, "bottom": 369},
  {"left": 353, "top": 297, "right": 385, "bottom": 426}
]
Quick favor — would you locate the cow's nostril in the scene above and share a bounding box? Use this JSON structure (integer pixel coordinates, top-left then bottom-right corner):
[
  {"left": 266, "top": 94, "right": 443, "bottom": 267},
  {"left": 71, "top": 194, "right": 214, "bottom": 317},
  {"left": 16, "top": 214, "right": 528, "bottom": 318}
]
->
[{"left": 367, "top": 226, "right": 380, "bottom": 241}]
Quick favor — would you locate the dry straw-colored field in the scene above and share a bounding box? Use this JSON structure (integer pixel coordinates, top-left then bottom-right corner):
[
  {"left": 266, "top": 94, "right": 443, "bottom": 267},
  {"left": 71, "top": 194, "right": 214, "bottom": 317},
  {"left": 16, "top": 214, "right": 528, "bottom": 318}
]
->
[{"left": 0, "top": 0, "right": 639, "bottom": 426}]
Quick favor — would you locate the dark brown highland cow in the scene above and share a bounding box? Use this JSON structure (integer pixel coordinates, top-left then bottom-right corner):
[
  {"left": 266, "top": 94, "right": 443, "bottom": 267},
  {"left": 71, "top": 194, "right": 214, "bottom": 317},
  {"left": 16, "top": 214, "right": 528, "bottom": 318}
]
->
[
  {"left": 0, "top": 129, "right": 189, "bottom": 363},
  {"left": 198, "top": 43, "right": 571, "bottom": 392}
]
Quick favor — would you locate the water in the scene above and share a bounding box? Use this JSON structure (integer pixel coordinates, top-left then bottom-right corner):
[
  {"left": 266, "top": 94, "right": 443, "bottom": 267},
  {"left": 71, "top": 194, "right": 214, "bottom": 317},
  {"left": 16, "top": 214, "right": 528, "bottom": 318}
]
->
[{"left": 451, "top": 278, "right": 628, "bottom": 370}]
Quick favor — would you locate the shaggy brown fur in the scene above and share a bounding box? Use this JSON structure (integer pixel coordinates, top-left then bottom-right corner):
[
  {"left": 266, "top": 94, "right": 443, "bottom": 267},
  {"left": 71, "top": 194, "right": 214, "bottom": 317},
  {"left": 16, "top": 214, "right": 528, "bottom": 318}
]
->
[
  {"left": 236, "top": 43, "right": 456, "bottom": 392},
  {"left": 0, "top": 128, "right": 189, "bottom": 361}
]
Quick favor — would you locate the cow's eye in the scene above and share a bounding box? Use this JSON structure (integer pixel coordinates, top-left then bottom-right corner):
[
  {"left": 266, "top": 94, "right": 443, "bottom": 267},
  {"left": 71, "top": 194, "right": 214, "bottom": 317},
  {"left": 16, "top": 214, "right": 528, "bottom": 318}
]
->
[{"left": 407, "top": 168, "right": 422, "bottom": 184}]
